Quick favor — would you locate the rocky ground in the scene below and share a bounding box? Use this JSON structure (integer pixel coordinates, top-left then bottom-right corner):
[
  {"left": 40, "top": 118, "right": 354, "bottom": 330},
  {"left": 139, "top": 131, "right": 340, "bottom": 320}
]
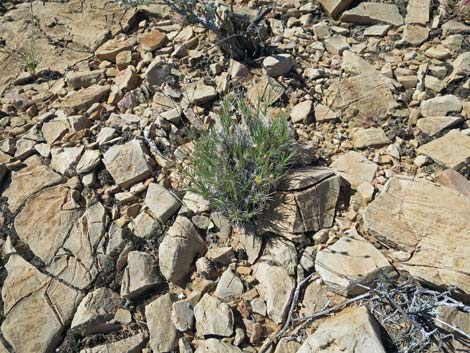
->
[{"left": 0, "top": 0, "right": 470, "bottom": 353}]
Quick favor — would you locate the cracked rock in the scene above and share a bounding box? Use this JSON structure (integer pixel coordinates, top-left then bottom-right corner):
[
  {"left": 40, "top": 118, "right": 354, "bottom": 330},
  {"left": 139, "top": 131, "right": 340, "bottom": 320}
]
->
[
  {"left": 121, "top": 251, "right": 160, "bottom": 299},
  {"left": 194, "top": 294, "right": 234, "bottom": 337}
]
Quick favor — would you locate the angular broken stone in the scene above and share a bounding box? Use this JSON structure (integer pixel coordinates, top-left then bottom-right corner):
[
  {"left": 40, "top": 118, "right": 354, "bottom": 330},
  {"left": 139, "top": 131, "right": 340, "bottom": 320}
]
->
[
  {"left": 79, "top": 333, "right": 147, "bottom": 353},
  {"left": 364, "top": 177, "right": 470, "bottom": 299},
  {"left": 420, "top": 95, "right": 462, "bottom": 117},
  {"left": 42, "top": 115, "right": 91, "bottom": 145},
  {"left": 416, "top": 116, "right": 462, "bottom": 136},
  {"left": 417, "top": 130, "right": 470, "bottom": 170},
  {"left": 145, "top": 182, "right": 180, "bottom": 223},
  {"left": 158, "top": 216, "right": 207, "bottom": 285},
  {"left": 76, "top": 149, "right": 101, "bottom": 174},
  {"left": 194, "top": 294, "right": 234, "bottom": 337},
  {"left": 71, "top": 287, "right": 121, "bottom": 336},
  {"left": 314, "top": 103, "right": 338, "bottom": 122},
  {"left": 330, "top": 151, "right": 378, "bottom": 189},
  {"left": 51, "top": 146, "right": 84, "bottom": 175},
  {"left": 297, "top": 306, "right": 387, "bottom": 353},
  {"left": 263, "top": 54, "right": 295, "bottom": 78},
  {"left": 402, "top": 24, "right": 429, "bottom": 45},
  {"left": 341, "top": 2, "right": 404, "bottom": 26},
  {"left": 254, "top": 262, "right": 295, "bottom": 324},
  {"left": 145, "top": 59, "right": 171, "bottom": 87},
  {"left": 2, "top": 155, "right": 64, "bottom": 211},
  {"left": 257, "top": 167, "right": 340, "bottom": 237},
  {"left": 316, "top": 229, "right": 397, "bottom": 296},
  {"left": 182, "top": 81, "right": 217, "bottom": 106},
  {"left": 405, "top": 0, "right": 431, "bottom": 25},
  {"left": 290, "top": 100, "right": 313, "bottom": 123},
  {"left": 317, "top": 0, "right": 353, "bottom": 19},
  {"left": 262, "top": 237, "right": 298, "bottom": 276},
  {"left": 194, "top": 339, "right": 243, "bottom": 353},
  {"left": 95, "top": 37, "right": 136, "bottom": 62},
  {"left": 66, "top": 70, "right": 104, "bottom": 89},
  {"left": 114, "top": 66, "right": 140, "bottom": 91},
  {"left": 103, "top": 140, "right": 152, "bottom": 189},
  {"left": 146, "top": 293, "right": 180, "bottom": 352},
  {"left": 324, "top": 35, "right": 350, "bottom": 55},
  {"left": 214, "top": 267, "right": 244, "bottom": 300},
  {"left": 140, "top": 30, "right": 168, "bottom": 51},
  {"left": 172, "top": 299, "right": 194, "bottom": 332},
  {"left": 58, "top": 84, "right": 110, "bottom": 114},
  {"left": 325, "top": 72, "right": 397, "bottom": 122},
  {"left": 1, "top": 255, "right": 83, "bottom": 353},
  {"left": 274, "top": 338, "right": 302, "bottom": 353},
  {"left": 436, "top": 169, "right": 470, "bottom": 198},
  {"left": 352, "top": 127, "right": 391, "bottom": 149},
  {"left": 247, "top": 76, "right": 285, "bottom": 107},
  {"left": 121, "top": 251, "right": 160, "bottom": 299},
  {"left": 14, "top": 184, "right": 84, "bottom": 264}
]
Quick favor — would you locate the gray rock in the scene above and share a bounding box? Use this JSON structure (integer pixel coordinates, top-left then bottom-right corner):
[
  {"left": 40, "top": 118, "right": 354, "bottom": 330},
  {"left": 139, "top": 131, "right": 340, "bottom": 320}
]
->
[
  {"left": 145, "top": 182, "right": 180, "bottom": 223},
  {"left": 352, "top": 127, "right": 391, "bottom": 149},
  {"left": 66, "top": 70, "right": 104, "bottom": 89},
  {"left": 274, "top": 338, "right": 301, "bottom": 353},
  {"left": 145, "top": 59, "right": 171, "bottom": 87},
  {"left": 420, "top": 95, "right": 462, "bottom": 117},
  {"left": 263, "top": 54, "right": 295, "bottom": 78},
  {"left": 183, "top": 81, "right": 218, "bottom": 105},
  {"left": 194, "top": 339, "right": 243, "bottom": 353},
  {"left": 416, "top": 116, "right": 462, "bottom": 136},
  {"left": 146, "top": 293, "right": 180, "bottom": 353},
  {"left": 194, "top": 294, "right": 234, "bottom": 337},
  {"left": 121, "top": 251, "right": 160, "bottom": 299},
  {"left": 316, "top": 229, "right": 397, "bottom": 296},
  {"left": 71, "top": 287, "right": 121, "bottom": 336},
  {"left": 214, "top": 268, "right": 244, "bottom": 300},
  {"left": 262, "top": 238, "right": 298, "bottom": 276},
  {"left": 317, "top": 0, "right": 354, "bottom": 19},
  {"left": 79, "top": 333, "right": 146, "bottom": 353},
  {"left": 405, "top": 0, "right": 431, "bottom": 25},
  {"left": 51, "top": 146, "right": 84, "bottom": 175},
  {"left": 330, "top": 151, "right": 378, "bottom": 189},
  {"left": 290, "top": 100, "right": 313, "bottom": 123},
  {"left": 131, "top": 211, "right": 161, "bottom": 239},
  {"left": 254, "top": 263, "right": 295, "bottom": 324},
  {"left": 58, "top": 84, "right": 110, "bottom": 114},
  {"left": 76, "top": 149, "right": 101, "bottom": 174},
  {"left": 417, "top": 130, "right": 470, "bottom": 170},
  {"left": 159, "top": 216, "right": 207, "bottom": 285},
  {"left": 341, "top": 2, "right": 404, "bottom": 26},
  {"left": 103, "top": 140, "right": 152, "bottom": 189},
  {"left": 324, "top": 35, "right": 350, "bottom": 54},
  {"left": 297, "top": 306, "right": 386, "bottom": 353},
  {"left": 172, "top": 300, "right": 194, "bottom": 332},
  {"left": 364, "top": 176, "right": 470, "bottom": 300},
  {"left": 402, "top": 24, "right": 429, "bottom": 45}
]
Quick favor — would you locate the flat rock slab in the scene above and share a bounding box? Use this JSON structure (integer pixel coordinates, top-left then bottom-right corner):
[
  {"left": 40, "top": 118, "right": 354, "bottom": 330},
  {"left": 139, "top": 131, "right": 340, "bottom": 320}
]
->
[
  {"left": 417, "top": 130, "right": 470, "bottom": 170},
  {"left": 1, "top": 255, "right": 83, "bottom": 353},
  {"left": 318, "top": 0, "right": 354, "bottom": 19},
  {"left": 145, "top": 182, "right": 180, "bottom": 223},
  {"left": 103, "top": 139, "right": 152, "bottom": 189},
  {"left": 297, "top": 306, "right": 387, "bottom": 353},
  {"left": 79, "top": 333, "right": 147, "bottom": 353},
  {"left": 341, "top": 2, "right": 404, "bottom": 26},
  {"left": 2, "top": 155, "right": 64, "bottom": 212},
  {"left": 416, "top": 116, "right": 462, "bottom": 136},
  {"left": 194, "top": 339, "right": 243, "bottom": 353},
  {"left": 330, "top": 151, "right": 378, "bottom": 189},
  {"left": 364, "top": 177, "right": 470, "bottom": 299},
  {"left": 257, "top": 167, "right": 340, "bottom": 237},
  {"left": 194, "top": 294, "right": 234, "bottom": 337},
  {"left": 352, "top": 127, "right": 391, "bottom": 149},
  {"left": 316, "top": 229, "right": 397, "bottom": 297},
  {"left": 58, "top": 84, "right": 110, "bottom": 114},
  {"left": 325, "top": 72, "right": 397, "bottom": 123},
  {"left": 420, "top": 94, "right": 462, "bottom": 117},
  {"left": 405, "top": 0, "right": 431, "bottom": 25},
  {"left": 121, "top": 251, "right": 160, "bottom": 299}
]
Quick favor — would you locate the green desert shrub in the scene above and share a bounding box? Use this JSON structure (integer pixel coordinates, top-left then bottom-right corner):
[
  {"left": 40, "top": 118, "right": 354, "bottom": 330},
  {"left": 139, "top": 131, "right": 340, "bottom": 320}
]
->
[{"left": 185, "top": 96, "right": 296, "bottom": 224}]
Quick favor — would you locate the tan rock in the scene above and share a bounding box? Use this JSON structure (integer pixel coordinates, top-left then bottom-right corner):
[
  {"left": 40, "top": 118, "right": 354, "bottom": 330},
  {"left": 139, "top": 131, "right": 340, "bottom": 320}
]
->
[
  {"left": 330, "top": 151, "right": 378, "bottom": 189},
  {"left": 364, "top": 177, "right": 470, "bottom": 299},
  {"left": 416, "top": 116, "right": 462, "bottom": 136},
  {"left": 341, "top": 2, "right": 404, "bottom": 26},
  {"left": 352, "top": 127, "right": 391, "bottom": 149},
  {"left": 194, "top": 294, "right": 234, "bottom": 337},
  {"left": 290, "top": 100, "right": 313, "bottom": 123},
  {"left": 420, "top": 95, "right": 462, "bottom": 117},
  {"left": 436, "top": 169, "right": 470, "bottom": 198},
  {"left": 405, "top": 0, "right": 431, "bottom": 25},
  {"left": 402, "top": 24, "right": 429, "bottom": 45},
  {"left": 96, "top": 37, "right": 136, "bottom": 62},
  {"left": 317, "top": 0, "right": 353, "bottom": 19},
  {"left": 58, "top": 84, "right": 110, "bottom": 113},
  {"left": 140, "top": 30, "right": 168, "bottom": 51},
  {"left": 79, "top": 333, "right": 146, "bottom": 353}
]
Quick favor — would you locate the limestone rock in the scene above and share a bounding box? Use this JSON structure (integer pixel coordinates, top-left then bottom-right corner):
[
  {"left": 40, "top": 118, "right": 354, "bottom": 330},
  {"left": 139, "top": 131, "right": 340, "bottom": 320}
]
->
[
  {"left": 403, "top": 24, "right": 429, "bottom": 45},
  {"left": 58, "top": 84, "right": 110, "bottom": 114},
  {"left": 316, "top": 229, "right": 397, "bottom": 296},
  {"left": 290, "top": 100, "right": 313, "bottom": 123},
  {"left": 262, "top": 237, "right": 298, "bottom": 276},
  {"left": 158, "top": 216, "right": 207, "bottom": 285},
  {"left": 145, "top": 59, "right": 171, "bottom": 87},
  {"left": 14, "top": 184, "right": 84, "bottom": 264},
  {"left": 436, "top": 169, "right": 470, "bottom": 198},
  {"left": 194, "top": 339, "right": 243, "bottom": 353},
  {"left": 183, "top": 81, "right": 218, "bottom": 105},
  {"left": 146, "top": 293, "right": 180, "bottom": 353},
  {"left": 405, "top": 0, "right": 431, "bottom": 25},
  {"left": 66, "top": 70, "right": 104, "bottom": 89},
  {"left": 314, "top": 103, "right": 337, "bottom": 121},
  {"left": 330, "top": 151, "right": 378, "bottom": 189},
  {"left": 51, "top": 146, "right": 84, "bottom": 175},
  {"left": 258, "top": 167, "right": 340, "bottom": 237},
  {"left": 96, "top": 37, "right": 136, "bottom": 62},
  {"left": 172, "top": 300, "right": 194, "bottom": 332},
  {"left": 416, "top": 116, "right": 462, "bottom": 136},
  {"left": 121, "top": 251, "right": 160, "bottom": 299},
  {"left": 214, "top": 268, "right": 244, "bottom": 300},
  {"left": 364, "top": 177, "right": 470, "bottom": 299},
  {"left": 71, "top": 287, "right": 122, "bottom": 336},
  {"left": 194, "top": 294, "right": 234, "bottom": 337},
  {"left": 297, "top": 306, "right": 386, "bottom": 353},
  {"left": 115, "top": 66, "right": 140, "bottom": 91},
  {"left": 420, "top": 95, "right": 462, "bottom": 117},
  {"left": 263, "top": 54, "right": 295, "bottom": 78},
  {"left": 352, "top": 127, "right": 391, "bottom": 149},
  {"left": 79, "top": 333, "right": 146, "bottom": 353},
  {"left": 417, "top": 130, "right": 470, "bottom": 170},
  {"left": 317, "top": 0, "right": 353, "bottom": 19},
  {"left": 274, "top": 338, "right": 301, "bottom": 353},
  {"left": 254, "top": 263, "right": 295, "bottom": 324},
  {"left": 341, "top": 2, "right": 404, "bottom": 26},
  {"left": 425, "top": 46, "right": 452, "bottom": 60},
  {"left": 247, "top": 76, "right": 286, "bottom": 106},
  {"left": 324, "top": 35, "right": 350, "bottom": 55},
  {"left": 145, "top": 182, "right": 180, "bottom": 223},
  {"left": 103, "top": 140, "right": 152, "bottom": 189},
  {"left": 1, "top": 255, "right": 83, "bottom": 353},
  {"left": 77, "top": 149, "right": 101, "bottom": 174},
  {"left": 2, "top": 155, "right": 64, "bottom": 212}
]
